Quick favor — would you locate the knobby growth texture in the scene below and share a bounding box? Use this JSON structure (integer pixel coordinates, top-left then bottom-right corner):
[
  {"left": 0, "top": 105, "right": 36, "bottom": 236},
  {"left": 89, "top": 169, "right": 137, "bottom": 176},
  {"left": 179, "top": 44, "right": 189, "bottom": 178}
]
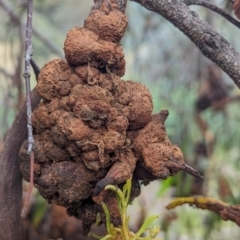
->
[{"left": 19, "top": 0, "right": 199, "bottom": 234}]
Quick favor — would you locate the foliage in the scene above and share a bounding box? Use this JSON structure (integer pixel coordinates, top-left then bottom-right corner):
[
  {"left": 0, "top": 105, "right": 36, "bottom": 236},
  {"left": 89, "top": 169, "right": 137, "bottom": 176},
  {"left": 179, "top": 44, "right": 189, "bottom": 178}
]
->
[{"left": 89, "top": 179, "right": 162, "bottom": 240}]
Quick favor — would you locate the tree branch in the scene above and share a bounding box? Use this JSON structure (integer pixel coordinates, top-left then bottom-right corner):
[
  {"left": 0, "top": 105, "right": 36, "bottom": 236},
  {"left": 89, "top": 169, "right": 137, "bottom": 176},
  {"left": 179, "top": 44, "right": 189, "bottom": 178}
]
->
[
  {"left": 0, "top": 89, "right": 40, "bottom": 240},
  {"left": 184, "top": 0, "right": 240, "bottom": 30},
  {"left": 21, "top": 0, "right": 35, "bottom": 219},
  {"left": 130, "top": 0, "right": 240, "bottom": 88},
  {"left": 0, "top": 60, "right": 41, "bottom": 239},
  {"left": 30, "top": 59, "right": 41, "bottom": 79},
  {"left": 23, "top": 0, "right": 34, "bottom": 153}
]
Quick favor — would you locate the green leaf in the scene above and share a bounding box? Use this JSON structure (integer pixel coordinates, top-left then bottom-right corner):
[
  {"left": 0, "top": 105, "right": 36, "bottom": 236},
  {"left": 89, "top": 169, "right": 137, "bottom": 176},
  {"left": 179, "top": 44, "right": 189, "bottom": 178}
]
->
[
  {"left": 157, "top": 177, "right": 173, "bottom": 197},
  {"left": 134, "top": 215, "right": 159, "bottom": 238}
]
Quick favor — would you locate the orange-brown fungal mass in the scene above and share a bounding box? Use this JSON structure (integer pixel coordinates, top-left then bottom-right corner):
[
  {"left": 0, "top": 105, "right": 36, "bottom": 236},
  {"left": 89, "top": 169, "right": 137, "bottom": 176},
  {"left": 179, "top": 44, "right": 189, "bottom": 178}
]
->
[
  {"left": 85, "top": 10, "right": 128, "bottom": 42},
  {"left": 19, "top": 1, "right": 199, "bottom": 233},
  {"left": 64, "top": 28, "right": 125, "bottom": 76},
  {"left": 36, "top": 59, "right": 73, "bottom": 101}
]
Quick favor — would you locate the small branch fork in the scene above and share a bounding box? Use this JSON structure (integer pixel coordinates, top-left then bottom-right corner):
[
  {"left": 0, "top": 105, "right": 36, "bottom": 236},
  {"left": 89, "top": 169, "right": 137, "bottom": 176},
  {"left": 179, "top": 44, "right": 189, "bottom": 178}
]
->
[
  {"left": 184, "top": 0, "right": 240, "bottom": 30},
  {"left": 21, "top": 0, "right": 34, "bottom": 218},
  {"left": 130, "top": 0, "right": 240, "bottom": 88}
]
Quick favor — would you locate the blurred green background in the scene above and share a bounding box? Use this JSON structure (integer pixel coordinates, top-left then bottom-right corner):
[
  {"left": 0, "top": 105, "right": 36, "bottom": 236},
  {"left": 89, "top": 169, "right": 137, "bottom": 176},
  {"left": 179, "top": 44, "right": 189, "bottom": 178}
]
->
[{"left": 1, "top": 0, "right": 240, "bottom": 239}]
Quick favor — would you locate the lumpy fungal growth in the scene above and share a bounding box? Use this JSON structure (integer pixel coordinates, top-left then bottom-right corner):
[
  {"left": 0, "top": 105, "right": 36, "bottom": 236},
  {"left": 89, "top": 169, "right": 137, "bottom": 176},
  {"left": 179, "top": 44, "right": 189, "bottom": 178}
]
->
[{"left": 19, "top": 0, "right": 201, "bottom": 233}]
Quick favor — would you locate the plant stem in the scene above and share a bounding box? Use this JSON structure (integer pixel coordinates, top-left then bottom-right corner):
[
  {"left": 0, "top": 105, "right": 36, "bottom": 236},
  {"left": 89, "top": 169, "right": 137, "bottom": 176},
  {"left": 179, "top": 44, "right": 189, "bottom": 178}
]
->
[
  {"left": 23, "top": 0, "right": 34, "bottom": 153},
  {"left": 22, "top": 0, "right": 34, "bottom": 218}
]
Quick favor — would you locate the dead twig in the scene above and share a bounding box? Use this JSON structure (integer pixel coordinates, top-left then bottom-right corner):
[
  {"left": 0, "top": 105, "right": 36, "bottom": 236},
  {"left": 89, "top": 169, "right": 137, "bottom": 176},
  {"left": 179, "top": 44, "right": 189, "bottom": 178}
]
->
[
  {"left": 184, "top": 0, "right": 240, "bottom": 29},
  {"left": 166, "top": 196, "right": 240, "bottom": 226},
  {"left": 21, "top": 0, "right": 34, "bottom": 218}
]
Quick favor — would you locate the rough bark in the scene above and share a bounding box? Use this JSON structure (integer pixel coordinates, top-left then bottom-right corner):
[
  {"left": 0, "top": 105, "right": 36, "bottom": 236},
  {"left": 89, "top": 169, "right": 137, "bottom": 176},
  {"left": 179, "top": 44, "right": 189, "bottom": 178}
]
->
[
  {"left": 0, "top": 89, "right": 40, "bottom": 240},
  {"left": 130, "top": 0, "right": 240, "bottom": 88},
  {"left": 185, "top": 0, "right": 240, "bottom": 30}
]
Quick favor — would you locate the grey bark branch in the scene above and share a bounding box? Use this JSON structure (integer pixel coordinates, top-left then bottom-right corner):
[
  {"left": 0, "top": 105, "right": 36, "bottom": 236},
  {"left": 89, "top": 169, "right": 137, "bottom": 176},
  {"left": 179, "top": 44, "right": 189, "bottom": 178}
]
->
[
  {"left": 130, "top": 0, "right": 240, "bottom": 88},
  {"left": 21, "top": 0, "right": 34, "bottom": 218},
  {"left": 24, "top": 0, "right": 34, "bottom": 153},
  {"left": 0, "top": 0, "right": 63, "bottom": 58},
  {"left": 184, "top": 0, "right": 240, "bottom": 30}
]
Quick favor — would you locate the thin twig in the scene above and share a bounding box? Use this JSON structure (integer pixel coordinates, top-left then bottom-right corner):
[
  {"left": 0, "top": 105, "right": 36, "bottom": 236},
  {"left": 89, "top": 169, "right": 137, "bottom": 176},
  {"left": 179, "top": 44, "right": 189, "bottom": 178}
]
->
[
  {"left": 23, "top": 0, "right": 34, "bottom": 153},
  {"left": 21, "top": 151, "right": 34, "bottom": 217},
  {"left": 21, "top": 0, "right": 34, "bottom": 218},
  {"left": 184, "top": 163, "right": 203, "bottom": 180},
  {"left": 30, "top": 59, "right": 41, "bottom": 80},
  {"left": 184, "top": 0, "right": 240, "bottom": 29},
  {"left": 21, "top": 60, "right": 40, "bottom": 218}
]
